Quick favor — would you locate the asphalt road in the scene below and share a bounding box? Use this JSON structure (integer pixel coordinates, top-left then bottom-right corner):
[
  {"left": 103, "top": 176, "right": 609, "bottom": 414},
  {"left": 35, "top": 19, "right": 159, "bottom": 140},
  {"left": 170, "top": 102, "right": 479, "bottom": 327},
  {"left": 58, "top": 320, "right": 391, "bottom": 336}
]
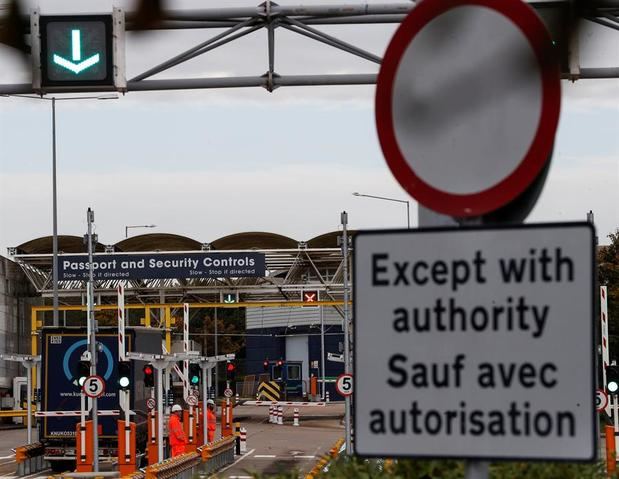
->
[
  {"left": 0, "top": 403, "right": 345, "bottom": 478},
  {"left": 214, "top": 404, "right": 345, "bottom": 478},
  {"left": 0, "top": 427, "right": 51, "bottom": 479}
]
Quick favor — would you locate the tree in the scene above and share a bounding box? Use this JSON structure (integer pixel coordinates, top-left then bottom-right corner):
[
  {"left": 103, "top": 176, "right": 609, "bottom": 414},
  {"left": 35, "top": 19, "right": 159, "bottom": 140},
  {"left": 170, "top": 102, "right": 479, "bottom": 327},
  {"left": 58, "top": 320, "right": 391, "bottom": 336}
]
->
[{"left": 599, "top": 229, "right": 619, "bottom": 360}]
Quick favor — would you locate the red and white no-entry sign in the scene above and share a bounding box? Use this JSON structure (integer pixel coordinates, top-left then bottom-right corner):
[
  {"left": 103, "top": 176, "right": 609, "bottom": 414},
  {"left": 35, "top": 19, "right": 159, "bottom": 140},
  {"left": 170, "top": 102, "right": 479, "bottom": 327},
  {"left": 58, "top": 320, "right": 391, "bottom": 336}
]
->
[{"left": 376, "top": 0, "right": 561, "bottom": 217}]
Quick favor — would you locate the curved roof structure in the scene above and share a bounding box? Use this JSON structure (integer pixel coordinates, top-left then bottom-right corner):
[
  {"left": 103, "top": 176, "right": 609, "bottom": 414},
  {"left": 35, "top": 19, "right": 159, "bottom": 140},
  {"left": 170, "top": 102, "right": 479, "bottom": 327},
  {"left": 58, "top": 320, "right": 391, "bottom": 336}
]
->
[
  {"left": 15, "top": 231, "right": 354, "bottom": 254},
  {"left": 12, "top": 230, "right": 354, "bottom": 306},
  {"left": 16, "top": 235, "right": 107, "bottom": 255},
  {"left": 115, "top": 233, "right": 201, "bottom": 252},
  {"left": 211, "top": 232, "right": 297, "bottom": 250}
]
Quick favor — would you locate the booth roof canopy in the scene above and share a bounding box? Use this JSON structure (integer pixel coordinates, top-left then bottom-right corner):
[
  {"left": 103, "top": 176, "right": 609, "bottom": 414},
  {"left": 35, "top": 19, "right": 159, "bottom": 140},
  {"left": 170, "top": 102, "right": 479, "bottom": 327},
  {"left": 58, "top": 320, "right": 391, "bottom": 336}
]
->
[{"left": 15, "top": 231, "right": 354, "bottom": 255}]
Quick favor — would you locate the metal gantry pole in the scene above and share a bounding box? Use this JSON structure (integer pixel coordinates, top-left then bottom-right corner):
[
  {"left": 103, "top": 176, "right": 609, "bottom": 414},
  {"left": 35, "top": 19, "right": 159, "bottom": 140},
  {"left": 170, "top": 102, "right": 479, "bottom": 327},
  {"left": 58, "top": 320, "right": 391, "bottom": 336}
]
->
[
  {"left": 201, "top": 363, "right": 208, "bottom": 444},
  {"left": 341, "top": 211, "right": 352, "bottom": 455},
  {"left": 51, "top": 97, "right": 59, "bottom": 327},
  {"left": 320, "top": 305, "right": 326, "bottom": 400},
  {"left": 86, "top": 208, "right": 99, "bottom": 471},
  {"left": 214, "top": 308, "right": 218, "bottom": 396},
  {"left": 156, "top": 365, "right": 165, "bottom": 462},
  {"left": 25, "top": 364, "right": 32, "bottom": 444}
]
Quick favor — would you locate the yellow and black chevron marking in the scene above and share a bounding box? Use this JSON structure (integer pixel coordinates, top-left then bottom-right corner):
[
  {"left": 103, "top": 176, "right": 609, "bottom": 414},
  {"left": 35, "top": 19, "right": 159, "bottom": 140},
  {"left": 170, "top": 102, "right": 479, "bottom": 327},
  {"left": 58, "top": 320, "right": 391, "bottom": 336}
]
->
[{"left": 258, "top": 381, "right": 280, "bottom": 401}]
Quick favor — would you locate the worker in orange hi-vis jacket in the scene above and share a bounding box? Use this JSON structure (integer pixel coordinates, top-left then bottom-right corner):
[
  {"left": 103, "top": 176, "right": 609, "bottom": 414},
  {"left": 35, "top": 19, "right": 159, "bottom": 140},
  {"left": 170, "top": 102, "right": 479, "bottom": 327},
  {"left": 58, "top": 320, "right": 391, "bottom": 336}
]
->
[
  {"left": 206, "top": 399, "right": 217, "bottom": 443},
  {"left": 169, "top": 404, "right": 187, "bottom": 457}
]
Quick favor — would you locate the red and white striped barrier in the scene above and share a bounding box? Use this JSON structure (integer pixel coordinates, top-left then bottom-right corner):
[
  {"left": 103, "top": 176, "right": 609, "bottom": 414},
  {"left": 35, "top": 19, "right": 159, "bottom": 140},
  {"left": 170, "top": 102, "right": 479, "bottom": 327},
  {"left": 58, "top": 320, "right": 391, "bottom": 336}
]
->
[
  {"left": 268, "top": 405, "right": 274, "bottom": 423},
  {"left": 244, "top": 401, "right": 326, "bottom": 407},
  {"left": 293, "top": 408, "right": 299, "bottom": 427},
  {"left": 118, "top": 284, "right": 126, "bottom": 362},
  {"left": 601, "top": 286, "right": 611, "bottom": 416},
  {"left": 36, "top": 410, "right": 120, "bottom": 417},
  {"left": 277, "top": 405, "right": 283, "bottom": 425}
]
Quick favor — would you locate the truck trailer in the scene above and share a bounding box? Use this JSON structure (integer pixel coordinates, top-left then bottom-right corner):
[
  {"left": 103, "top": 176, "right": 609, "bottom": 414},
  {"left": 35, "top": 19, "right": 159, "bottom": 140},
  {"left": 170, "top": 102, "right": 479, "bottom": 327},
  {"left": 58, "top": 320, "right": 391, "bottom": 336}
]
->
[{"left": 39, "top": 326, "right": 162, "bottom": 472}]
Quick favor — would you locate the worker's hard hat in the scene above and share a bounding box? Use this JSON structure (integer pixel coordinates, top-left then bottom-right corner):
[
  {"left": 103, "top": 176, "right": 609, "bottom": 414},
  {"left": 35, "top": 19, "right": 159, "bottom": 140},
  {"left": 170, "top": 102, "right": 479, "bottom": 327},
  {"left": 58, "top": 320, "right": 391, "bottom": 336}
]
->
[
  {"left": 171, "top": 404, "right": 182, "bottom": 412},
  {"left": 206, "top": 399, "right": 215, "bottom": 406}
]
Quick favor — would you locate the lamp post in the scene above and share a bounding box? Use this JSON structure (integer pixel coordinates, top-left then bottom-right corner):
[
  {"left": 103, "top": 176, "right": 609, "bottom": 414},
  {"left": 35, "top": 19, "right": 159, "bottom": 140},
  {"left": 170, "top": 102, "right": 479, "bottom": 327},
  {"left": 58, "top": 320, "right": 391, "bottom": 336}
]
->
[
  {"left": 125, "top": 224, "right": 157, "bottom": 238},
  {"left": 2, "top": 93, "right": 118, "bottom": 326},
  {"left": 352, "top": 192, "right": 411, "bottom": 229}
]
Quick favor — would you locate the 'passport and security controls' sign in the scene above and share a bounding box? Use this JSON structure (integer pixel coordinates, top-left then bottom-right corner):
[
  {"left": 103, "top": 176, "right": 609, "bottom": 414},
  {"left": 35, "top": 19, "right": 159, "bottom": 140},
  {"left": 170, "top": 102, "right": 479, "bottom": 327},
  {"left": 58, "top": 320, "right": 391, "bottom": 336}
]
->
[{"left": 58, "top": 252, "right": 265, "bottom": 280}]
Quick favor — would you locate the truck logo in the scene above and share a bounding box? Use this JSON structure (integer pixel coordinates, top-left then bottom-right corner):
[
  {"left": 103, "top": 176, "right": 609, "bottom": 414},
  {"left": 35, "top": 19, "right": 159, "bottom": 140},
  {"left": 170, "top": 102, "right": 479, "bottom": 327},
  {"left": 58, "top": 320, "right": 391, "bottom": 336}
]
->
[{"left": 62, "top": 339, "right": 113, "bottom": 383}]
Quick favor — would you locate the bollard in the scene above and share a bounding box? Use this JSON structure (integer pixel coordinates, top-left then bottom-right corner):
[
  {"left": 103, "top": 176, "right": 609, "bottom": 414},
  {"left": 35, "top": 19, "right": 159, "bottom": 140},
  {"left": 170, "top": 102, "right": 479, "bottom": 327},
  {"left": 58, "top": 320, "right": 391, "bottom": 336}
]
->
[
  {"left": 607, "top": 424, "right": 616, "bottom": 476},
  {"left": 293, "top": 408, "right": 299, "bottom": 427},
  {"left": 235, "top": 392, "right": 239, "bottom": 405},
  {"left": 240, "top": 427, "right": 247, "bottom": 453},
  {"left": 277, "top": 405, "right": 283, "bottom": 425},
  {"left": 269, "top": 405, "right": 274, "bottom": 423},
  {"left": 326, "top": 391, "right": 330, "bottom": 402},
  {"left": 234, "top": 422, "right": 241, "bottom": 455}
]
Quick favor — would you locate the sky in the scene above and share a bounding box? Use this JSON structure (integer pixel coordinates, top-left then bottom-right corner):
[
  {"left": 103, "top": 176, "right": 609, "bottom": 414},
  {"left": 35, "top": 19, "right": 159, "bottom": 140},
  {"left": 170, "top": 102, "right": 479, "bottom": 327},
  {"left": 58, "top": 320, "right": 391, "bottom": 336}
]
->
[{"left": 0, "top": 0, "right": 617, "bottom": 254}]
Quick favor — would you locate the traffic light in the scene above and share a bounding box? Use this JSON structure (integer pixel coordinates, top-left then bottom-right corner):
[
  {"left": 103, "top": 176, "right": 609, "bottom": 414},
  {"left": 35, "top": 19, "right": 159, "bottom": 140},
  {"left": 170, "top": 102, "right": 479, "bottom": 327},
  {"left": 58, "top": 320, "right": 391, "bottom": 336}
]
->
[
  {"left": 189, "top": 364, "right": 201, "bottom": 386},
  {"left": 226, "top": 361, "right": 236, "bottom": 382},
  {"left": 32, "top": 10, "right": 126, "bottom": 92},
  {"left": 143, "top": 363, "right": 154, "bottom": 388},
  {"left": 607, "top": 365, "right": 619, "bottom": 394},
  {"left": 302, "top": 290, "right": 319, "bottom": 303},
  {"left": 118, "top": 361, "right": 131, "bottom": 390},
  {"left": 263, "top": 360, "right": 269, "bottom": 372},
  {"left": 276, "top": 359, "right": 284, "bottom": 367},
  {"left": 75, "top": 360, "right": 90, "bottom": 388}
]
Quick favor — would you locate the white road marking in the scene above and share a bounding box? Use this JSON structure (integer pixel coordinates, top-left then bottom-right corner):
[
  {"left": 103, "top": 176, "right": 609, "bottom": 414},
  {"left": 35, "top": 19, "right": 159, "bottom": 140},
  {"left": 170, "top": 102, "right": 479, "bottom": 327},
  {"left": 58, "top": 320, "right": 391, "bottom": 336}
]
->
[
  {"left": 0, "top": 455, "right": 15, "bottom": 459},
  {"left": 228, "top": 476, "right": 253, "bottom": 479},
  {"left": 296, "top": 455, "right": 316, "bottom": 459},
  {"left": 254, "top": 454, "right": 277, "bottom": 458},
  {"left": 210, "top": 448, "right": 255, "bottom": 476}
]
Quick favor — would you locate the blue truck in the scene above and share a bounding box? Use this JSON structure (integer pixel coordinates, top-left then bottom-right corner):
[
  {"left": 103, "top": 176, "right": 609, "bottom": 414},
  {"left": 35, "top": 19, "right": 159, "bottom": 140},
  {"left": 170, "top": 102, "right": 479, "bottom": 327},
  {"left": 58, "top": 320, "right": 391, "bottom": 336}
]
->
[{"left": 39, "top": 326, "right": 161, "bottom": 472}]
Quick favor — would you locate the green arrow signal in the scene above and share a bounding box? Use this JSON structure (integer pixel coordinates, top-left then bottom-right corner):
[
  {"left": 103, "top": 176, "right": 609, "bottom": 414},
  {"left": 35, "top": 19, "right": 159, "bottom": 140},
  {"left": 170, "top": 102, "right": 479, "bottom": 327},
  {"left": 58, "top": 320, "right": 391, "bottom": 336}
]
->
[
  {"left": 53, "top": 29, "right": 100, "bottom": 74},
  {"left": 223, "top": 294, "right": 236, "bottom": 304}
]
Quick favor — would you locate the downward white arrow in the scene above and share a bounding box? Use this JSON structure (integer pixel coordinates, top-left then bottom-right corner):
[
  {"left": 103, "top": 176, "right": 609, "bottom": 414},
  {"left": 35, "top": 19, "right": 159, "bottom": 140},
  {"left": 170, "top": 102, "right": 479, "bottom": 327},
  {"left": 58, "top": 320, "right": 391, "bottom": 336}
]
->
[{"left": 53, "top": 53, "right": 101, "bottom": 74}]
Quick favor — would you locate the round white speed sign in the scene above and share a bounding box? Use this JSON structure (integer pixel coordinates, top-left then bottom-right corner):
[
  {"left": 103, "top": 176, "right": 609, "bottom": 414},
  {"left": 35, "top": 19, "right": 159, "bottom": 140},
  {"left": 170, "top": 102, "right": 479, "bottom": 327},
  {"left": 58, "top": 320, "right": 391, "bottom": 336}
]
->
[
  {"left": 596, "top": 389, "right": 608, "bottom": 412},
  {"left": 336, "top": 373, "right": 353, "bottom": 397},
  {"left": 82, "top": 375, "right": 105, "bottom": 399}
]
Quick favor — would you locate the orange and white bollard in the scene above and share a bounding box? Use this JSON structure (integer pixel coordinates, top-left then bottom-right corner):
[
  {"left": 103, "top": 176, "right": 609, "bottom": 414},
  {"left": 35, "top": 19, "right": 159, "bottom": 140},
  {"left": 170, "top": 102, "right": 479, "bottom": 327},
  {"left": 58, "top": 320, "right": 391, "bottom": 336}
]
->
[
  {"left": 277, "top": 405, "right": 283, "bottom": 425},
  {"left": 75, "top": 420, "right": 93, "bottom": 473},
  {"left": 606, "top": 424, "right": 616, "bottom": 476},
  {"left": 293, "top": 408, "right": 299, "bottom": 426},
  {"left": 240, "top": 427, "right": 247, "bottom": 453},
  {"left": 269, "top": 405, "right": 274, "bottom": 423}
]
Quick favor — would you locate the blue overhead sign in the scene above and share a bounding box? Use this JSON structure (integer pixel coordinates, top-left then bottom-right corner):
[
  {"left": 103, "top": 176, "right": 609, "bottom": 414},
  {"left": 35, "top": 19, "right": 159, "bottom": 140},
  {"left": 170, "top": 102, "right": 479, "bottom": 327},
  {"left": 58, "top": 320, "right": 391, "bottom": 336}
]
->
[{"left": 58, "top": 252, "right": 266, "bottom": 280}]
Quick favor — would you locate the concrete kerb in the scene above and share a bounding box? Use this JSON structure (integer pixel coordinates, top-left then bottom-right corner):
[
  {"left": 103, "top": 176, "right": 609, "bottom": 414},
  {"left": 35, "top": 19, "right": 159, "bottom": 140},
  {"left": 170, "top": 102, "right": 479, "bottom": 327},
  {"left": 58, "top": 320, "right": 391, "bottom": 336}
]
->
[{"left": 305, "top": 437, "right": 345, "bottom": 479}]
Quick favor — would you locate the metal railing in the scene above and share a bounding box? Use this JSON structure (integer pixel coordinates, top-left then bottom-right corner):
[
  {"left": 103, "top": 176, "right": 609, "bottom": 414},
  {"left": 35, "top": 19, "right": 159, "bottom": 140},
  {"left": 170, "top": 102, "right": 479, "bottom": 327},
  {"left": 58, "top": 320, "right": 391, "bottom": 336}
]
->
[
  {"left": 143, "top": 451, "right": 201, "bottom": 479},
  {"left": 14, "top": 442, "right": 47, "bottom": 476},
  {"left": 199, "top": 436, "right": 236, "bottom": 476}
]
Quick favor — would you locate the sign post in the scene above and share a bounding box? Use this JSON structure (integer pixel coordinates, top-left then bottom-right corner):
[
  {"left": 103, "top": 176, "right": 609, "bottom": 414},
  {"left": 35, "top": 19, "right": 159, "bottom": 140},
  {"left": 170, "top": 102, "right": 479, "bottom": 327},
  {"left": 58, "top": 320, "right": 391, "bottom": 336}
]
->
[{"left": 354, "top": 224, "right": 595, "bottom": 462}]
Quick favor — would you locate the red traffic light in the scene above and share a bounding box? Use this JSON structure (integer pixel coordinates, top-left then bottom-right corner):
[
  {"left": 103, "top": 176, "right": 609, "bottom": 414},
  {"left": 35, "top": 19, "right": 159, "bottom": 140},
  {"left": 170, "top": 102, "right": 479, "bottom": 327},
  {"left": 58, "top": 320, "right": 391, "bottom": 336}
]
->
[
  {"left": 226, "top": 362, "right": 235, "bottom": 372},
  {"left": 143, "top": 365, "right": 153, "bottom": 375},
  {"left": 276, "top": 359, "right": 283, "bottom": 367}
]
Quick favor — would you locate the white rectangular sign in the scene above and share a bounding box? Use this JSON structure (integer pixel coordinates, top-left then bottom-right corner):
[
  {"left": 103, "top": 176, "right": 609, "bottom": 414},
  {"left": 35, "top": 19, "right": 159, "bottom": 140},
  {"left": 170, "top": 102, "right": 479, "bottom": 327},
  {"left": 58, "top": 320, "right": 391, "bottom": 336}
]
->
[{"left": 354, "top": 223, "right": 595, "bottom": 460}]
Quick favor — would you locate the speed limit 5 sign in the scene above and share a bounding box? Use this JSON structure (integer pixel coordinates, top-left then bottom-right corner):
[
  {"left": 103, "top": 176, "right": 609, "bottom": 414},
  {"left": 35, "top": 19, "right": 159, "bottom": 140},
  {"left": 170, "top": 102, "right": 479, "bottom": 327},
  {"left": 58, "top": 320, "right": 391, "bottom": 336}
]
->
[
  {"left": 336, "top": 373, "right": 353, "bottom": 397},
  {"left": 82, "top": 375, "right": 105, "bottom": 398}
]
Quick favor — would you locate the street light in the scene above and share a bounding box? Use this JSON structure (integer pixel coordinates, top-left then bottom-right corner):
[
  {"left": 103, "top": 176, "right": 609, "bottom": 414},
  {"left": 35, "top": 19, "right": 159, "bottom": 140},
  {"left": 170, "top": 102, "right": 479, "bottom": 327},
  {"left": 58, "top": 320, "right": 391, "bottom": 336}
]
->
[
  {"left": 352, "top": 192, "right": 411, "bottom": 229},
  {"left": 1, "top": 93, "right": 118, "bottom": 327},
  {"left": 125, "top": 224, "right": 157, "bottom": 238}
]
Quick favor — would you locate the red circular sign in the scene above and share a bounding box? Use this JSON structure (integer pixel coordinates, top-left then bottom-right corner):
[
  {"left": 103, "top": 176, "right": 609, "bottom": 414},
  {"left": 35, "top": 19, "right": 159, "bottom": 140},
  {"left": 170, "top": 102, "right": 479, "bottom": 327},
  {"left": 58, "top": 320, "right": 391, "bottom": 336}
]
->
[
  {"left": 82, "top": 375, "right": 105, "bottom": 399},
  {"left": 335, "top": 373, "right": 353, "bottom": 397},
  {"left": 375, "top": 0, "right": 560, "bottom": 217}
]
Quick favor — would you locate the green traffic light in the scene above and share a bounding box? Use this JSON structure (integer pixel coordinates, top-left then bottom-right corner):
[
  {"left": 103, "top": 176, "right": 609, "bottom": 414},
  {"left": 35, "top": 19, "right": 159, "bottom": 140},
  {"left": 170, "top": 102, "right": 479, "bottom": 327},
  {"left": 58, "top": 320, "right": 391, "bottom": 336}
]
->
[{"left": 52, "top": 29, "right": 101, "bottom": 75}]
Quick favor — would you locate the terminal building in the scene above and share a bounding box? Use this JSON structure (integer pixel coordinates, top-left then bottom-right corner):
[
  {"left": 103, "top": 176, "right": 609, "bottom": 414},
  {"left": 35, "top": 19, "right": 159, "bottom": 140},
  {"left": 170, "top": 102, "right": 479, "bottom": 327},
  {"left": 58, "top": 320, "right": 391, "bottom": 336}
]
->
[{"left": 5, "top": 230, "right": 350, "bottom": 400}]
